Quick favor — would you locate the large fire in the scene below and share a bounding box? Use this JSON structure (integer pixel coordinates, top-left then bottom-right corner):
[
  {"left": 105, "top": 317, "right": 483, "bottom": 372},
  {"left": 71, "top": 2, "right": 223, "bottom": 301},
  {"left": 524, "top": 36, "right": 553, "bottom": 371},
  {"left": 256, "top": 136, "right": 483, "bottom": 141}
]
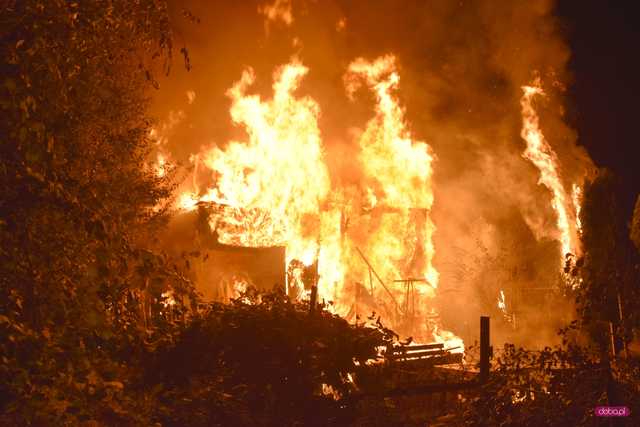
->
[
  {"left": 151, "top": 62, "right": 592, "bottom": 354},
  {"left": 174, "top": 55, "right": 460, "bottom": 348}
]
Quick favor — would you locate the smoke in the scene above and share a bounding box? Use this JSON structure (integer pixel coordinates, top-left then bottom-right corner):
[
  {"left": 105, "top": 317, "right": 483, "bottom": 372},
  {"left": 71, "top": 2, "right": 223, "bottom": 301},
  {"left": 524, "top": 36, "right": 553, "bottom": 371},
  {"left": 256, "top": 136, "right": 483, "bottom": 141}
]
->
[{"left": 154, "top": 0, "right": 593, "bottom": 347}]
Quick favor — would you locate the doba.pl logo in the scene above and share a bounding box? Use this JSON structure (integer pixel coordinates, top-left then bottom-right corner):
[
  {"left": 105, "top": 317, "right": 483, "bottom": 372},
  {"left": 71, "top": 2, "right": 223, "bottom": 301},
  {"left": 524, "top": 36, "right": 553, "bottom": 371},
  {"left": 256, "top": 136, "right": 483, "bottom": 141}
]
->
[{"left": 594, "top": 406, "right": 630, "bottom": 417}]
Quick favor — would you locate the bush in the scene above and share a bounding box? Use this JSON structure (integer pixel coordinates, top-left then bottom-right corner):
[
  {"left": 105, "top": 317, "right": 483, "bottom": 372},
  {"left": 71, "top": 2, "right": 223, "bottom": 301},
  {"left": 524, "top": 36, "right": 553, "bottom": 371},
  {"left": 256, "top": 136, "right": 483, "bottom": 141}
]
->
[{"left": 148, "top": 289, "right": 386, "bottom": 427}]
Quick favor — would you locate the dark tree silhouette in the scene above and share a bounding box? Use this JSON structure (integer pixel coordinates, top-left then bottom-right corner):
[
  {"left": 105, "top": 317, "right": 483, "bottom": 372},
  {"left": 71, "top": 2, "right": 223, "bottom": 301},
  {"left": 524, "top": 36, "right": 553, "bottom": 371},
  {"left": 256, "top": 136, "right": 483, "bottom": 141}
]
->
[{"left": 0, "top": 1, "right": 195, "bottom": 424}]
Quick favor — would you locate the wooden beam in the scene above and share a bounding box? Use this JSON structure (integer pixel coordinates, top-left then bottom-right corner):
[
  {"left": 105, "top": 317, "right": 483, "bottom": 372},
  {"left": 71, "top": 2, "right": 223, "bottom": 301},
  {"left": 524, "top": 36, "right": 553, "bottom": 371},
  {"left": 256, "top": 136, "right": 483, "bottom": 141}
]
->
[
  {"left": 309, "top": 285, "right": 318, "bottom": 314},
  {"left": 390, "top": 352, "right": 463, "bottom": 366}
]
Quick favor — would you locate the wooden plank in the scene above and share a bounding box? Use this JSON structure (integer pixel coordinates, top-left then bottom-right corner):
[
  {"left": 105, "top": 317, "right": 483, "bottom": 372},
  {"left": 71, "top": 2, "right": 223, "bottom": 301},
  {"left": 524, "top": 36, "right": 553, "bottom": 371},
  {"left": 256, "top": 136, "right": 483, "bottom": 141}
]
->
[
  {"left": 391, "top": 349, "right": 446, "bottom": 360},
  {"left": 391, "top": 352, "right": 463, "bottom": 366}
]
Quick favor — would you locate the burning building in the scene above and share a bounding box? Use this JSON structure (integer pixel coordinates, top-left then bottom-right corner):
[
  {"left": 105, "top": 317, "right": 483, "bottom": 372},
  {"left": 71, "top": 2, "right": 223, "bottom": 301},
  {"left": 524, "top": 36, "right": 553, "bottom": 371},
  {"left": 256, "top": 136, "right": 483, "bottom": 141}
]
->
[{"left": 151, "top": 0, "right": 594, "bottom": 349}]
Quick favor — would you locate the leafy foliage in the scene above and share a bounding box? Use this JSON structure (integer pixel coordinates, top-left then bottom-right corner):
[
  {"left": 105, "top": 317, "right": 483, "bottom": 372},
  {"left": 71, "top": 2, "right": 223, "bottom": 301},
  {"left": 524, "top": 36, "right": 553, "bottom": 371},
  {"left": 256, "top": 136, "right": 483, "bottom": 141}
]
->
[
  {"left": 0, "top": 1, "right": 198, "bottom": 424},
  {"left": 566, "top": 170, "right": 640, "bottom": 350},
  {"left": 148, "top": 289, "right": 386, "bottom": 427}
]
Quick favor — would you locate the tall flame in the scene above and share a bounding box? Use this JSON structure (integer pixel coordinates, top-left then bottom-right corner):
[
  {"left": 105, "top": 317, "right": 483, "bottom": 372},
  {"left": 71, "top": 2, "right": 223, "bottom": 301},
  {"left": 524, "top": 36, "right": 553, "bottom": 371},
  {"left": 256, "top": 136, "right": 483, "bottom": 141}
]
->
[
  {"left": 345, "top": 55, "right": 437, "bottom": 290},
  {"left": 520, "top": 79, "right": 578, "bottom": 258},
  {"left": 345, "top": 55, "right": 452, "bottom": 344}
]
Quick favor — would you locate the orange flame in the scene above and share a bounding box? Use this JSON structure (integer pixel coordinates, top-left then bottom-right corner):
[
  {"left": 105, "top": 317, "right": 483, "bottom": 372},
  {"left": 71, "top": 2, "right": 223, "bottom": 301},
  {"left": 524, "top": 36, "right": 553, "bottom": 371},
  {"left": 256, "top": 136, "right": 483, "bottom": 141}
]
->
[
  {"left": 346, "top": 55, "right": 438, "bottom": 290},
  {"left": 520, "top": 79, "right": 579, "bottom": 258},
  {"left": 259, "top": 0, "right": 293, "bottom": 26},
  {"left": 154, "top": 152, "right": 167, "bottom": 178},
  {"left": 497, "top": 289, "right": 506, "bottom": 312},
  {"left": 572, "top": 183, "right": 582, "bottom": 236}
]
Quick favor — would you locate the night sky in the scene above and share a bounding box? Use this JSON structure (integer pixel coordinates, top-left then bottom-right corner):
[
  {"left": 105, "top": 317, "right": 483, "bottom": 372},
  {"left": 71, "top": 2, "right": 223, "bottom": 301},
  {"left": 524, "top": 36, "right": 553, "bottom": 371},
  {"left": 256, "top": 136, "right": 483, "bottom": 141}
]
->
[{"left": 557, "top": 0, "right": 640, "bottom": 209}]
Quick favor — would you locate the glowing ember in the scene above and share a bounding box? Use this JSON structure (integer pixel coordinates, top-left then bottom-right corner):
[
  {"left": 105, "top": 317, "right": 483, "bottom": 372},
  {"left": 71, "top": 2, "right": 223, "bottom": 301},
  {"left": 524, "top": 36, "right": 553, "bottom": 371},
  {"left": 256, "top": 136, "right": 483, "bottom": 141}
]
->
[
  {"left": 186, "top": 90, "right": 196, "bottom": 104},
  {"left": 321, "top": 383, "right": 341, "bottom": 400},
  {"left": 572, "top": 184, "right": 583, "bottom": 235},
  {"left": 161, "top": 291, "right": 176, "bottom": 308},
  {"left": 497, "top": 289, "right": 506, "bottom": 312},
  {"left": 231, "top": 275, "right": 250, "bottom": 298},
  {"left": 154, "top": 153, "right": 167, "bottom": 178}
]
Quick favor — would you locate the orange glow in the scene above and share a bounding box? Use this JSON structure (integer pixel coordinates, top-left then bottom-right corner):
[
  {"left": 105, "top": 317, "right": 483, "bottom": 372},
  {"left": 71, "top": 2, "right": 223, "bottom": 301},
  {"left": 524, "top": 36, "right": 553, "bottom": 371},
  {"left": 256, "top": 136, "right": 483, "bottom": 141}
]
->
[
  {"left": 572, "top": 183, "right": 583, "bottom": 236},
  {"left": 259, "top": 0, "right": 293, "bottom": 26},
  {"left": 154, "top": 153, "right": 167, "bottom": 178},
  {"left": 498, "top": 289, "right": 506, "bottom": 312}
]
